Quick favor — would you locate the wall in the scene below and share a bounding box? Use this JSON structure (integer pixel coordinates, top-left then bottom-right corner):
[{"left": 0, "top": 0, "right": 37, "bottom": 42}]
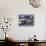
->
[
  {"left": 44, "top": 16, "right": 46, "bottom": 40},
  {"left": 0, "top": 0, "right": 46, "bottom": 40}
]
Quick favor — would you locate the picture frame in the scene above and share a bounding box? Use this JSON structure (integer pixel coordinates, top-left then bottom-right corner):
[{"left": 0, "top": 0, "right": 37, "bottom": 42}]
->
[{"left": 18, "top": 14, "right": 34, "bottom": 26}]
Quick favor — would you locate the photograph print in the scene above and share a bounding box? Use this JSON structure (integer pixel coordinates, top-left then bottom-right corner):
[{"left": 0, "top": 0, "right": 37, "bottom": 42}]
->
[{"left": 18, "top": 14, "right": 34, "bottom": 26}]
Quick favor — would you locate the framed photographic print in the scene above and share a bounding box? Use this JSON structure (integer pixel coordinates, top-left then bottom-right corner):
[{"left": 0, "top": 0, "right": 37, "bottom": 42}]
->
[{"left": 18, "top": 14, "right": 34, "bottom": 26}]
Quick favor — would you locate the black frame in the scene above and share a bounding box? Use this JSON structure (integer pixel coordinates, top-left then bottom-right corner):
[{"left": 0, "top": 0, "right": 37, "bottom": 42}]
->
[{"left": 19, "top": 14, "right": 34, "bottom": 26}]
